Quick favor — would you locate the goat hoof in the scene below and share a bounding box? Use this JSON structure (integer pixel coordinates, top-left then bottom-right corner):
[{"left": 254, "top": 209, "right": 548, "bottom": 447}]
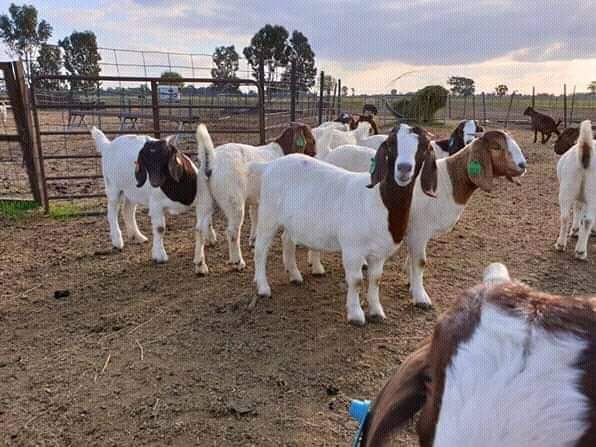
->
[
  {"left": 574, "top": 251, "right": 588, "bottom": 261},
  {"left": 112, "top": 246, "right": 123, "bottom": 252},
  {"left": 290, "top": 278, "right": 304, "bottom": 286},
  {"left": 367, "top": 313, "right": 386, "bottom": 323},
  {"left": 554, "top": 242, "right": 566, "bottom": 252},
  {"left": 348, "top": 317, "right": 366, "bottom": 327},
  {"left": 153, "top": 258, "right": 168, "bottom": 264},
  {"left": 311, "top": 271, "right": 326, "bottom": 277},
  {"left": 195, "top": 263, "right": 209, "bottom": 276},
  {"left": 414, "top": 302, "right": 433, "bottom": 310},
  {"left": 235, "top": 260, "right": 246, "bottom": 271}
]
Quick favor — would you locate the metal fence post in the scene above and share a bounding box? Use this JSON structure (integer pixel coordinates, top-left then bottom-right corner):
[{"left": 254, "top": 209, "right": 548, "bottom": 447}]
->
[
  {"left": 337, "top": 79, "right": 342, "bottom": 113},
  {"left": 563, "top": 84, "right": 567, "bottom": 128},
  {"left": 482, "top": 92, "right": 487, "bottom": 125},
  {"left": 448, "top": 94, "right": 451, "bottom": 120},
  {"left": 150, "top": 80, "right": 161, "bottom": 139},
  {"left": 531, "top": 86, "right": 535, "bottom": 108},
  {"left": 569, "top": 86, "right": 576, "bottom": 124},
  {"left": 290, "top": 59, "right": 296, "bottom": 122},
  {"left": 258, "top": 54, "right": 266, "bottom": 144},
  {"left": 505, "top": 92, "right": 515, "bottom": 128},
  {"left": 318, "top": 70, "right": 324, "bottom": 125},
  {"left": 472, "top": 94, "right": 476, "bottom": 121}
]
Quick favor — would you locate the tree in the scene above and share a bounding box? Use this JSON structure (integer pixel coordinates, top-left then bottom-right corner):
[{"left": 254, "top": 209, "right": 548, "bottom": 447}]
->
[
  {"left": 33, "top": 43, "right": 62, "bottom": 89},
  {"left": 323, "top": 74, "right": 336, "bottom": 95},
  {"left": 495, "top": 84, "right": 508, "bottom": 96},
  {"left": 342, "top": 85, "right": 348, "bottom": 96},
  {"left": 588, "top": 81, "right": 596, "bottom": 96},
  {"left": 447, "top": 76, "right": 475, "bottom": 96},
  {"left": 243, "top": 24, "right": 289, "bottom": 83},
  {"left": 211, "top": 45, "right": 239, "bottom": 93},
  {"left": 390, "top": 88, "right": 397, "bottom": 95},
  {"left": 59, "top": 31, "right": 101, "bottom": 90},
  {"left": 351, "top": 88, "right": 355, "bottom": 96},
  {"left": 0, "top": 3, "right": 52, "bottom": 79},
  {"left": 283, "top": 30, "right": 316, "bottom": 91},
  {"left": 160, "top": 71, "right": 183, "bottom": 84}
]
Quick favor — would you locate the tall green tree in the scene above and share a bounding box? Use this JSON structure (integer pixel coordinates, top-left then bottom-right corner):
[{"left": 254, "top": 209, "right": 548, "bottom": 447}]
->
[
  {"left": 211, "top": 45, "right": 239, "bottom": 93},
  {"left": 33, "top": 43, "right": 62, "bottom": 89},
  {"left": 59, "top": 31, "right": 101, "bottom": 90},
  {"left": 342, "top": 85, "right": 348, "bottom": 96},
  {"left": 160, "top": 71, "right": 183, "bottom": 85},
  {"left": 447, "top": 76, "right": 475, "bottom": 96},
  {"left": 281, "top": 30, "right": 316, "bottom": 91},
  {"left": 243, "top": 24, "right": 289, "bottom": 83},
  {"left": 0, "top": 3, "right": 52, "bottom": 79},
  {"left": 588, "top": 81, "right": 596, "bottom": 96}
]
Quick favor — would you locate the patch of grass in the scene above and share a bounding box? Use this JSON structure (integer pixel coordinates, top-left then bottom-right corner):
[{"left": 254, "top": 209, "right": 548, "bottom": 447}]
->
[
  {"left": 0, "top": 200, "right": 40, "bottom": 219},
  {"left": 49, "top": 203, "right": 84, "bottom": 219}
]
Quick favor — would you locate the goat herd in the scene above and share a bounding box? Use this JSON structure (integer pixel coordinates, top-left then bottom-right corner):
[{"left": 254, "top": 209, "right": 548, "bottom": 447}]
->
[{"left": 90, "top": 107, "right": 595, "bottom": 446}]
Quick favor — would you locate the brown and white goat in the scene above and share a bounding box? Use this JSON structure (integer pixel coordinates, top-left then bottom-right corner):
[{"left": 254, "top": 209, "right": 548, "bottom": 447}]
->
[
  {"left": 193, "top": 122, "right": 317, "bottom": 275},
  {"left": 524, "top": 106, "right": 561, "bottom": 144},
  {"left": 91, "top": 127, "right": 199, "bottom": 263},
  {"left": 335, "top": 112, "right": 380, "bottom": 135},
  {"left": 360, "top": 262, "right": 596, "bottom": 447}
]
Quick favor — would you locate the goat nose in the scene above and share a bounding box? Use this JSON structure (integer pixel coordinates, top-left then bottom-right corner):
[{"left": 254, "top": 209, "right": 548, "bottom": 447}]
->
[
  {"left": 518, "top": 161, "right": 527, "bottom": 170},
  {"left": 397, "top": 163, "right": 413, "bottom": 173}
]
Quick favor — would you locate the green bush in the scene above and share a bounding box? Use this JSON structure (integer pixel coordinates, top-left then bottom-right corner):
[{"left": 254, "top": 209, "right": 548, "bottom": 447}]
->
[{"left": 393, "top": 85, "right": 448, "bottom": 122}]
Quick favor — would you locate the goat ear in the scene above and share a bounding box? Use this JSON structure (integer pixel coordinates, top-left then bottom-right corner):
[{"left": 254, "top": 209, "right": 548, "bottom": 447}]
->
[
  {"left": 420, "top": 148, "right": 438, "bottom": 198},
  {"left": 361, "top": 341, "right": 431, "bottom": 447},
  {"left": 135, "top": 156, "right": 147, "bottom": 187},
  {"left": 367, "top": 142, "right": 388, "bottom": 188},
  {"left": 467, "top": 138, "right": 494, "bottom": 192},
  {"left": 168, "top": 149, "right": 184, "bottom": 182},
  {"left": 164, "top": 135, "right": 177, "bottom": 145}
]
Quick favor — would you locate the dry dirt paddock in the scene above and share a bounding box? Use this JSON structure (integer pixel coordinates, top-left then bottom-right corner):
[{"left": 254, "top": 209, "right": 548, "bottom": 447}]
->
[{"left": 1, "top": 127, "right": 595, "bottom": 447}]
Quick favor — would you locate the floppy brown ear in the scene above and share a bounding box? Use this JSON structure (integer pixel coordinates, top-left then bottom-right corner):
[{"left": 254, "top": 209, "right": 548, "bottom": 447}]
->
[
  {"left": 168, "top": 148, "right": 184, "bottom": 182},
  {"left": 467, "top": 138, "right": 493, "bottom": 192},
  {"left": 367, "top": 142, "right": 388, "bottom": 188},
  {"left": 361, "top": 341, "right": 431, "bottom": 447},
  {"left": 135, "top": 156, "right": 147, "bottom": 187},
  {"left": 420, "top": 149, "right": 438, "bottom": 198}
]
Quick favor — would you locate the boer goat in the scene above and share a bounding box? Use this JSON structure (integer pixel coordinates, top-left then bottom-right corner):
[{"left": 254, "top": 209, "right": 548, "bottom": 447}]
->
[
  {"left": 524, "top": 106, "right": 561, "bottom": 144},
  {"left": 335, "top": 112, "right": 380, "bottom": 134},
  {"left": 555, "top": 126, "right": 596, "bottom": 238},
  {"left": 359, "top": 262, "right": 596, "bottom": 447},
  {"left": 250, "top": 124, "right": 438, "bottom": 325},
  {"left": 430, "top": 120, "right": 484, "bottom": 158},
  {"left": 555, "top": 120, "right": 595, "bottom": 260},
  {"left": 91, "top": 127, "right": 198, "bottom": 263},
  {"left": 193, "top": 122, "right": 316, "bottom": 275}
]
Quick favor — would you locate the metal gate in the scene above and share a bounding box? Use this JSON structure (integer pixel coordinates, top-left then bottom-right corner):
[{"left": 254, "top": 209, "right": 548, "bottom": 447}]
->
[{"left": 30, "top": 74, "right": 265, "bottom": 212}]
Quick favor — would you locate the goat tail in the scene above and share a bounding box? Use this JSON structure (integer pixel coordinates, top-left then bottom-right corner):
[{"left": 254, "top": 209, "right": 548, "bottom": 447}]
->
[
  {"left": 578, "top": 120, "right": 593, "bottom": 169},
  {"left": 90, "top": 126, "right": 110, "bottom": 153},
  {"left": 196, "top": 123, "right": 215, "bottom": 178},
  {"left": 483, "top": 262, "right": 511, "bottom": 286}
]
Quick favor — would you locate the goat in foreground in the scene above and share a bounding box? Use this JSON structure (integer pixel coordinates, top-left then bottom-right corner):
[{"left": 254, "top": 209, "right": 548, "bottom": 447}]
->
[
  {"left": 91, "top": 127, "right": 198, "bottom": 263},
  {"left": 524, "top": 106, "right": 561, "bottom": 144},
  {"left": 193, "top": 122, "right": 316, "bottom": 275},
  {"left": 250, "top": 124, "right": 438, "bottom": 325},
  {"left": 555, "top": 120, "right": 595, "bottom": 260},
  {"left": 360, "top": 262, "right": 596, "bottom": 447}
]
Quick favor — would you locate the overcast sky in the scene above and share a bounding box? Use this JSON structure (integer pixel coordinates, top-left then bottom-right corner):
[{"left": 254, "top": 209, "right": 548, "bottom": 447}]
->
[{"left": 2, "top": 0, "right": 595, "bottom": 94}]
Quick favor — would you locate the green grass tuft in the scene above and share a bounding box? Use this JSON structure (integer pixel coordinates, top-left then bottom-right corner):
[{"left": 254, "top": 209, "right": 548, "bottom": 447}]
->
[
  {"left": 0, "top": 200, "right": 40, "bottom": 219},
  {"left": 48, "top": 203, "right": 84, "bottom": 219}
]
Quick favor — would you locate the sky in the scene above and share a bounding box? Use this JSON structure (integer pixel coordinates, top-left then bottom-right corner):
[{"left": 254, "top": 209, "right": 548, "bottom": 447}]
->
[{"left": 1, "top": 0, "right": 595, "bottom": 94}]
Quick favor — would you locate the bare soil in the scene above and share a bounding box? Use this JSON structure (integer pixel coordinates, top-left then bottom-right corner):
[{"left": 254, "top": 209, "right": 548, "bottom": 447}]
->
[{"left": 1, "top": 128, "right": 594, "bottom": 447}]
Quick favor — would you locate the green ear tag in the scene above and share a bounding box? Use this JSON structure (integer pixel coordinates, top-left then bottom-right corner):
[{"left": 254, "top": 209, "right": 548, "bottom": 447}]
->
[
  {"left": 467, "top": 160, "right": 482, "bottom": 176},
  {"left": 369, "top": 157, "right": 376, "bottom": 174},
  {"left": 295, "top": 135, "right": 306, "bottom": 148}
]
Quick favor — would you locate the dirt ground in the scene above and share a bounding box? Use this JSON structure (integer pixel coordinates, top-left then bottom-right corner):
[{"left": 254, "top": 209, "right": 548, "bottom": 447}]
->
[{"left": 1, "top": 127, "right": 595, "bottom": 447}]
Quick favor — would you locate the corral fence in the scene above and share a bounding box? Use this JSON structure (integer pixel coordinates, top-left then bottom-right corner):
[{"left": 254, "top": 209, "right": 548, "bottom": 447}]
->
[{"left": 0, "top": 56, "right": 341, "bottom": 212}]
